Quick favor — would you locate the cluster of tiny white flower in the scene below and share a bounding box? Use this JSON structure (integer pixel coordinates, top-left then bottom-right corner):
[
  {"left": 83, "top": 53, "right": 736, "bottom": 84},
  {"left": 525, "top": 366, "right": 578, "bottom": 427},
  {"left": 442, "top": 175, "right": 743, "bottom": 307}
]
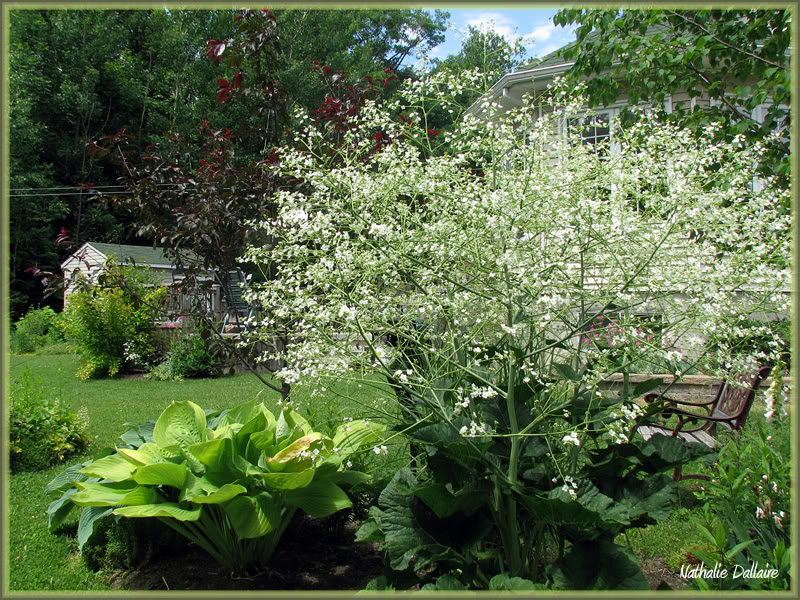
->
[
  {"left": 562, "top": 431, "right": 581, "bottom": 448},
  {"left": 560, "top": 475, "right": 579, "bottom": 500},
  {"left": 459, "top": 421, "right": 490, "bottom": 437}
]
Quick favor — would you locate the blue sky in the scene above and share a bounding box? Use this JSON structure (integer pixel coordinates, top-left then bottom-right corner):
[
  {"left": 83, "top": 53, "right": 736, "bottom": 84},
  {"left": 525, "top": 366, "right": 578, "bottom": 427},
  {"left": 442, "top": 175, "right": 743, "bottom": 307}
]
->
[{"left": 422, "top": 8, "right": 577, "bottom": 65}]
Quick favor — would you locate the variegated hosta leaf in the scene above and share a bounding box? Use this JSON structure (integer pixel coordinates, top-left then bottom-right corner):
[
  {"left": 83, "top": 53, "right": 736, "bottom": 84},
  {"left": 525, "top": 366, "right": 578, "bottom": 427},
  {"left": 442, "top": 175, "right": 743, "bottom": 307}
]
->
[
  {"left": 134, "top": 462, "right": 189, "bottom": 488},
  {"left": 114, "top": 502, "right": 202, "bottom": 521},
  {"left": 153, "top": 401, "right": 208, "bottom": 450},
  {"left": 71, "top": 481, "right": 158, "bottom": 507},
  {"left": 224, "top": 493, "right": 282, "bottom": 539},
  {"left": 79, "top": 454, "right": 137, "bottom": 482},
  {"left": 266, "top": 433, "right": 331, "bottom": 472}
]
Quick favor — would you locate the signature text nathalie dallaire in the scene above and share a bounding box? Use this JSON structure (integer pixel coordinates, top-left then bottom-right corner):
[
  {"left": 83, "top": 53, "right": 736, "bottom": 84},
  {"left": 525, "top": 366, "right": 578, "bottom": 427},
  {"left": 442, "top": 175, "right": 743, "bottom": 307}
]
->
[{"left": 680, "top": 562, "right": 779, "bottom": 580}]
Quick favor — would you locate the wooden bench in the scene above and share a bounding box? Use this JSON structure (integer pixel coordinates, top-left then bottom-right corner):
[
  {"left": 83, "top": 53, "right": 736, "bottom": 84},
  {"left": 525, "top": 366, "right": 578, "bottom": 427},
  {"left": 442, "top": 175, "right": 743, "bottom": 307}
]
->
[{"left": 635, "top": 366, "right": 771, "bottom": 480}]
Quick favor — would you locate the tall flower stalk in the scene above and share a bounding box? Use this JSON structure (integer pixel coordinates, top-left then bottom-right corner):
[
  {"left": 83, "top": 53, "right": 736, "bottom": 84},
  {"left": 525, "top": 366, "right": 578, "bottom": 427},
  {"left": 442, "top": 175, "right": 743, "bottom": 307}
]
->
[{"left": 241, "top": 70, "right": 790, "bottom": 585}]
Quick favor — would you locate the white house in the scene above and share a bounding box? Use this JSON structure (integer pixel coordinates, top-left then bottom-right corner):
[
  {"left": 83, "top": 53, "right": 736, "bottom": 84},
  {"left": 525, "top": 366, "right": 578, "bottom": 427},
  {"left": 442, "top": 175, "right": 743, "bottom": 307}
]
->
[{"left": 464, "top": 33, "right": 790, "bottom": 367}]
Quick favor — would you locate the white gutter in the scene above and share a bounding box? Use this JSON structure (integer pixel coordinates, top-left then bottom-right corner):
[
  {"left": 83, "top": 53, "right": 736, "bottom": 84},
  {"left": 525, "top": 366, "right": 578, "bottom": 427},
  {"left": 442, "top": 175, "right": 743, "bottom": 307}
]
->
[{"left": 466, "top": 61, "right": 575, "bottom": 116}]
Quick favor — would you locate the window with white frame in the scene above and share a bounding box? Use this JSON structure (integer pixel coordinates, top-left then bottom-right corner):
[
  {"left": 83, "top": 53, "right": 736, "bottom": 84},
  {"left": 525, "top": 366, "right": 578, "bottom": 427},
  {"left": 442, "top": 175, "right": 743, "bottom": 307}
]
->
[{"left": 567, "top": 110, "right": 615, "bottom": 154}]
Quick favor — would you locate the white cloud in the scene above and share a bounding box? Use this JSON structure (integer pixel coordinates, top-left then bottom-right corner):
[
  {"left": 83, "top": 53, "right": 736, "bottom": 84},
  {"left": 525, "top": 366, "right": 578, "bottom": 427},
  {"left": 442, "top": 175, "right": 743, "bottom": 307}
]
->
[
  {"left": 465, "top": 12, "right": 518, "bottom": 40},
  {"left": 523, "top": 24, "right": 556, "bottom": 44}
]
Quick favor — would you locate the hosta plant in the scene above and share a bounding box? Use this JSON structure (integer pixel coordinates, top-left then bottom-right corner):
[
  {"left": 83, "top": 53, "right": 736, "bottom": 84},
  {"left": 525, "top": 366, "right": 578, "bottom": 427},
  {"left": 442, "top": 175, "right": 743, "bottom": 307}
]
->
[{"left": 46, "top": 397, "right": 385, "bottom": 571}]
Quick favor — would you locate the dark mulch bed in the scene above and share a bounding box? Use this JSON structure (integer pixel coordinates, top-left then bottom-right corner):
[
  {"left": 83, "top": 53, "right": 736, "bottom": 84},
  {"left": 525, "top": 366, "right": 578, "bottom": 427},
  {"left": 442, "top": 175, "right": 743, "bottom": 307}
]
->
[
  {"left": 107, "top": 513, "right": 384, "bottom": 591},
  {"left": 103, "top": 511, "right": 687, "bottom": 592}
]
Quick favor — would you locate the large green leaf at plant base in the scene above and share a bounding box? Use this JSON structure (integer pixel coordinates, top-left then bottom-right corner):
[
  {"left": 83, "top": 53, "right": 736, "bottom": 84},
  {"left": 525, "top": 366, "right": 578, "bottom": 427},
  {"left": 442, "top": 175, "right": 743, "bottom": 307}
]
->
[
  {"left": 489, "top": 574, "right": 547, "bottom": 590},
  {"left": 153, "top": 401, "right": 208, "bottom": 450},
  {"left": 114, "top": 502, "right": 202, "bottom": 521},
  {"left": 77, "top": 506, "right": 113, "bottom": 552},
  {"left": 283, "top": 480, "right": 352, "bottom": 517},
  {"left": 517, "top": 480, "right": 631, "bottom": 529},
  {"left": 412, "top": 479, "right": 492, "bottom": 519},
  {"left": 616, "top": 473, "right": 677, "bottom": 524},
  {"left": 588, "top": 433, "right": 715, "bottom": 478},
  {"left": 548, "top": 537, "right": 649, "bottom": 590},
  {"left": 134, "top": 462, "right": 189, "bottom": 488},
  {"left": 421, "top": 575, "right": 467, "bottom": 590},
  {"left": 78, "top": 453, "right": 137, "bottom": 481},
  {"left": 47, "top": 489, "right": 77, "bottom": 532},
  {"left": 224, "top": 493, "right": 282, "bottom": 539},
  {"left": 71, "top": 481, "right": 159, "bottom": 507},
  {"left": 367, "top": 467, "right": 455, "bottom": 571}
]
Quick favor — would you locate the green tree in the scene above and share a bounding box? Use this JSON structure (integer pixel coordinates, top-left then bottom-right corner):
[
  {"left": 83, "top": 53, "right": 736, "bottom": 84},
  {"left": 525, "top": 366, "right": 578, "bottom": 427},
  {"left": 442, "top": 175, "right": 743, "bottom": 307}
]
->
[
  {"left": 433, "top": 25, "right": 527, "bottom": 92},
  {"left": 552, "top": 9, "right": 791, "bottom": 179},
  {"left": 8, "top": 10, "right": 237, "bottom": 314},
  {"left": 277, "top": 9, "right": 448, "bottom": 112}
]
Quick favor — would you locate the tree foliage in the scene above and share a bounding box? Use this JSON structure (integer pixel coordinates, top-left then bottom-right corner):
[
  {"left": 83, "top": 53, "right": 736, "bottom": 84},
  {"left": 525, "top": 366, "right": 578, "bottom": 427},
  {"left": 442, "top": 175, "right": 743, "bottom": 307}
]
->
[
  {"left": 552, "top": 9, "right": 791, "bottom": 179},
  {"left": 8, "top": 9, "right": 449, "bottom": 316}
]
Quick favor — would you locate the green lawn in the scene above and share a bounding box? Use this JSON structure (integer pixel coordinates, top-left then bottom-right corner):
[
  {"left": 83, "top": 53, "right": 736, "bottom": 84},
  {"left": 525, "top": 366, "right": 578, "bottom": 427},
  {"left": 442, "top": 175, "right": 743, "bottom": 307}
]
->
[
  {"left": 7, "top": 353, "right": 403, "bottom": 592},
  {"left": 6, "top": 353, "right": 783, "bottom": 592}
]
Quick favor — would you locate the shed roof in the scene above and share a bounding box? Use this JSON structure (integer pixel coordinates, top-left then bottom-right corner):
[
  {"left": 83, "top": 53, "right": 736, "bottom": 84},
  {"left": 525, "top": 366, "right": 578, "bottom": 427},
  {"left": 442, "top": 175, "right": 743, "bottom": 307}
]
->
[
  {"left": 60, "top": 241, "right": 199, "bottom": 270},
  {"left": 88, "top": 242, "right": 174, "bottom": 267}
]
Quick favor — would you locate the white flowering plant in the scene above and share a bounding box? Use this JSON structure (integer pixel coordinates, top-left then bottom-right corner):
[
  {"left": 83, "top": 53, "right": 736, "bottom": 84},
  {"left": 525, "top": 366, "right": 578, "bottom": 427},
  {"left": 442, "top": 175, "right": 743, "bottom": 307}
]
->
[{"left": 240, "top": 70, "right": 790, "bottom": 589}]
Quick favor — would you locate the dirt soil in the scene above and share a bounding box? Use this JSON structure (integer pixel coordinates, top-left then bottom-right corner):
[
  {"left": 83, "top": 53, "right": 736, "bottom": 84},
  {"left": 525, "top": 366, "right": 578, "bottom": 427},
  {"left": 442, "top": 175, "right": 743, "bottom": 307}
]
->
[
  {"left": 105, "top": 513, "right": 687, "bottom": 592},
  {"left": 107, "top": 514, "right": 385, "bottom": 591}
]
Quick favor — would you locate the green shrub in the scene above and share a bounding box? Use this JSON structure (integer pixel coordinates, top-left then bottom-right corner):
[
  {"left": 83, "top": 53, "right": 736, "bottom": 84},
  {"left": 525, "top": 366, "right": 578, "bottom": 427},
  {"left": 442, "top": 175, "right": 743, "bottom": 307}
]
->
[
  {"left": 164, "top": 319, "right": 226, "bottom": 378},
  {"left": 60, "top": 261, "right": 166, "bottom": 379},
  {"left": 687, "top": 415, "right": 792, "bottom": 590},
  {"left": 144, "top": 360, "right": 184, "bottom": 382},
  {"left": 9, "top": 367, "right": 90, "bottom": 472},
  {"left": 10, "top": 306, "right": 65, "bottom": 354}
]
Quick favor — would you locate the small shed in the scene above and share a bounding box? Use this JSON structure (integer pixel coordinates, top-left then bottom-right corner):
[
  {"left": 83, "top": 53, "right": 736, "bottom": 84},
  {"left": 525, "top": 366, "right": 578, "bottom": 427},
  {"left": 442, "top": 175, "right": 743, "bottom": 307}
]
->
[{"left": 60, "top": 241, "right": 220, "bottom": 313}]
